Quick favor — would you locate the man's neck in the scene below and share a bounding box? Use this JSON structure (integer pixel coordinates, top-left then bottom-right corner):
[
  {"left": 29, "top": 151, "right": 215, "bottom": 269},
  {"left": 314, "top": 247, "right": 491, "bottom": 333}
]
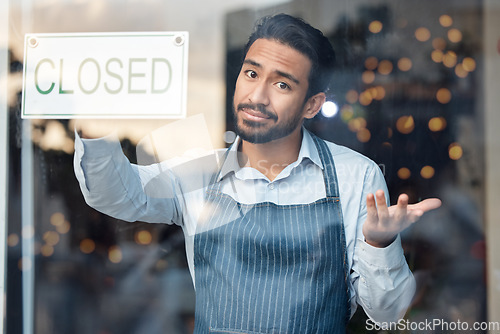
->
[{"left": 238, "top": 127, "right": 303, "bottom": 181}]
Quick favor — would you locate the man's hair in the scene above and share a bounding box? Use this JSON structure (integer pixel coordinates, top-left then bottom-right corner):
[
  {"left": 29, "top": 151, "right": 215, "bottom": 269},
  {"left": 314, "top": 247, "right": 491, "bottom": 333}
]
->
[{"left": 243, "top": 13, "right": 336, "bottom": 99}]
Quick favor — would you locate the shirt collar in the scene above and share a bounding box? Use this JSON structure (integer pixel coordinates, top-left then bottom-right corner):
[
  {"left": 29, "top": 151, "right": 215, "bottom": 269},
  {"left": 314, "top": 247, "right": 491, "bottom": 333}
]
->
[{"left": 217, "top": 127, "right": 324, "bottom": 181}]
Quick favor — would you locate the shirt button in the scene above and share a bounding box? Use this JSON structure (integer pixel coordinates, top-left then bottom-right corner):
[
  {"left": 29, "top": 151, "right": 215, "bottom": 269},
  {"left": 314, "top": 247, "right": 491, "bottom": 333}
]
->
[{"left": 268, "top": 183, "right": 275, "bottom": 190}]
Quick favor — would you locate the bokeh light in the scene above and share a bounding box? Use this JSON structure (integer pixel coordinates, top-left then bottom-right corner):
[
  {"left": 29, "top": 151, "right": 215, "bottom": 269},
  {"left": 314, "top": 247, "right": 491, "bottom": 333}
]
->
[
  {"left": 345, "top": 90, "right": 359, "bottom": 104},
  {"left": 396, "top": 116, "right": 415, "bottom": 134},
  {"left": 80, "top": 238, "right": 96, "bottom": 254},
  {"left": 462, "top": 57, "right": 476, "bottom": 72},
  {"left": 415, "top": 27, "right": 431, "bottom": 42},
  {"left": 455, "top": 64, "right": 468, "bottom": 78},
  {"left": 439, "top": 15, "right": 453, "bottom": 27},
  {"left": 420, "top": 166, "right": 435, "bottom": 179},
  {"left": 436, "top": 88, "right": 452, "bottom": 104},
  {"left": 378, "top": 60, "right": 393, "bottom": 75},
  {"left": 357, "top": 128, "right": 371, "bottom": 142},
  {"left": 341, "top": 105, "right": 354, "bottom": 121},
  {"left": 369, "top": 20, "right": 383, "bottom": 33},
  {"left": 428, "top": 117, "right": 447, "bottom": 132},
  {"left": 432, "top": 37, "right": 446, "bottom": 50},
  {"left": 365, "top": 56, "right": 378, "bottom": 70},
  {"left": 431, "top": 50, "right": 444, "bottom": 63},
  {"left": 448, "top": 28, "right": 463, "bottom": 43},
  {"left": 108, "top": 246, "right": 123, "bottom": 263},
  {"left": 397, "top": 167, "right": 411, "bottom": 180},
  {"left": 397, "top": 57, "right": 412, "bottom": 72},
  {"left": 135, "top": 230, "right": 153, "bottom": 245},
  {"left": 449, "top": 142, "right": 464, "bottom": 160},
  {"left": 8, "top": 234, "right": 19, "bottom": 247},
  {"left": 362, "top": 70, "right": 375, "bottom": 84},
  {"left": 442, "top": 51, "right": 457, "bottom": 68}
]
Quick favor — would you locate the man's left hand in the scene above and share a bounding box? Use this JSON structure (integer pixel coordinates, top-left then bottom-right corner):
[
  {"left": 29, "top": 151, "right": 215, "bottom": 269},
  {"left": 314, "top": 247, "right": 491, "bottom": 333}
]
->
[{"left": 362, "top": 190, "right": 442, "bottom": 248}]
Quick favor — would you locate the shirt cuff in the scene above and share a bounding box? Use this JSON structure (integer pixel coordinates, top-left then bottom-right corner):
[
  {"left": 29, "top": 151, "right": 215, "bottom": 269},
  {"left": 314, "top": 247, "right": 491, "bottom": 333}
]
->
[{"left": 356, "top": 234, "right": 405, "bottom": 268}]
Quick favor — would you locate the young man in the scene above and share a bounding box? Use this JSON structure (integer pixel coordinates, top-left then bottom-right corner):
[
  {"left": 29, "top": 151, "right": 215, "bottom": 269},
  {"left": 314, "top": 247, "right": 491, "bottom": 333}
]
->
[{"left": 74, "top": 14, "right": 441, "bottom": 333}]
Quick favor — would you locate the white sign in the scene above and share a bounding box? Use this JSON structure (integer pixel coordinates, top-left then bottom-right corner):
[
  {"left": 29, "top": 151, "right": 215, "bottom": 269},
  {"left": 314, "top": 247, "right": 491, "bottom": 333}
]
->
[{"left": 21, "top": 32, "right": 189, "bottom": 119}]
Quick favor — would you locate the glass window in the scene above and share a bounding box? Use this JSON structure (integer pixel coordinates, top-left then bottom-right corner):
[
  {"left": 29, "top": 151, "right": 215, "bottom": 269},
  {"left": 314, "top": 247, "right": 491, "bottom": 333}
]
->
[{"left": 2, "top": 0, "right": 499, "bottom": 333}]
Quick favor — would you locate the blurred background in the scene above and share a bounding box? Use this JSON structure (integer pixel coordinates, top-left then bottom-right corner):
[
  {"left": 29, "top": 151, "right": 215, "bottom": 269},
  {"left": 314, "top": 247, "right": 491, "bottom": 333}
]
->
[{"left": 1, "top": 0, "right": 499, "bottom": 333}]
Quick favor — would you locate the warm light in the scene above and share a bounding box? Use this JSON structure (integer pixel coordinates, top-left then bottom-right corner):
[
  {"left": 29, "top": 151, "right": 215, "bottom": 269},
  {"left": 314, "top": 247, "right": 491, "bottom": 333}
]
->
[
  {"left": 43, "top": 231, "right": 60, "bottom": 246},
  {"left": 373, "top": 86, "right": 386, "bottom": 100},
  {"left": 365, "top": 56, "right": 378, "bottom": 70},
  {"left": 396, "top": 116, "right": 415, "bottom": 134},
  {"left": 359, "top": 91, "right": 373, "bottom": 106},
  {"left": 369, "top": 20, "right": 383, "bottom": 33},
  {"left": 56, "top": 221, "right": 71, "bottom": 234},
  {"left": 397, "top": 58, "right": 412, "bottom": 72},
  {"left": 348, "top": 117, "right": 367, "bottom": 132},
  {"left": 50, "top": 212, "right": 65, "bottom": 226},
  {"left": 436, "top": 88, "right": 452, "bottom": 104},
  {"left": 397, "top": 167, "right": 411, "bottom": 180},
  {"left": 431, "top": 50, "right": 444, "bottom": 63},
  {"left": 378, "top": 60, "right": 393, "bottom": 75},
  {"left": 448, "top": 28, "right": 462, "bottom": 43},
  {"left": 449, "top": 143, "right": 463, "bottom": 160},
  {"left": 455, "top": 64, "right": 468, "bottom": 78},
  {"left": 362, "top": 70, "right": 375, "bottom": 84},
  {"left": 135, "top": 230, "right": 153, "bottom": 245},
  {"left": 432, "top": 37, "right": 446, "bottom": 50},
  {"left": 428, "top": 117, "right": 447, "bottom": 132},
  {"left": 108, "top": 246, "right": 123, "bottom": 263},
  {"left": 8, "top": 234, "right": 19, "bottom": 247},
  {"left": 387, "top": 127, "right": 393, "bottom": 138},
  {"left": 439, "top": 15, "right": 453, "bottom": 27},
  {"left": 41, "top": 245, "right": 54, "bottom": 257},
  {"left": 345, "top": 90, "right": 359, "bottom": 104},
  {"left": 415, "top": 27, "right": 431, "bottom": 42},
  {"left": 442, "top": 51, "right": 457, "bottom": 68},
  {"left": 341, "top": 105, "right": 354, "bottom": 121},
  {"left": 420, "top": 166, "right": 435, "bottom": 179},
  {"left": 80, "top": 238, "right": 96, "bottom": 254},
  {"left": 462, "top": 57, "right": 476, "bottom": 72},
  {"left": 357, "top": 128, "right": 371, "bottom": 142}
]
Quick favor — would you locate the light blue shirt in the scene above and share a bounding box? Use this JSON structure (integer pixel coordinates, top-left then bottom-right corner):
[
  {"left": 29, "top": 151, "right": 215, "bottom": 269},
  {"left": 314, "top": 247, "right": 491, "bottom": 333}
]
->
[{"left": 74, "top": 127, "right": 415, "bottom": 323}]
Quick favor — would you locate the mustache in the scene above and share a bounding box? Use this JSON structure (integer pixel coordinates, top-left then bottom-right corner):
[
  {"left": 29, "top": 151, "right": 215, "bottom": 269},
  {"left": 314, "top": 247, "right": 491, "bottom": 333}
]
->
[{"left": 237, "top": 103, "right": 278, "bottom": 121}]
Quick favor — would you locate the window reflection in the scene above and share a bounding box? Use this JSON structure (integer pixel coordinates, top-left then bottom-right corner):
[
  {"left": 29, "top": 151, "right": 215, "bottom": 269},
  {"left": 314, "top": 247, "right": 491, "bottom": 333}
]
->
[{"left": 5, "top": 0, "right": 489, "bottom": 333}]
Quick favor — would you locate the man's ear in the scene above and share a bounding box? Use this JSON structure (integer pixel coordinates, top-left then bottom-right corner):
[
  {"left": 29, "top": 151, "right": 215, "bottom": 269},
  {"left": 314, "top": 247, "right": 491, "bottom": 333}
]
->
[{"left": 303, "top": 92, "right": 326, "bottom": 119}]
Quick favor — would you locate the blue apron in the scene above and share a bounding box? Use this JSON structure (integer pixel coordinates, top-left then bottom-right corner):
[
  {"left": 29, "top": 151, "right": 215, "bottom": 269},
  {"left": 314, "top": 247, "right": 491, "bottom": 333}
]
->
[{"left": 193, "top": 134, "right": 349, "bottom": 333}]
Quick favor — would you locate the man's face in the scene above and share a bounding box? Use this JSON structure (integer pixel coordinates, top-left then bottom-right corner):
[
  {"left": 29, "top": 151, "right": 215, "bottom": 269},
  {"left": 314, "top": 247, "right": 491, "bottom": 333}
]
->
[{"left": 233, "top": 38, "right": 313, "bottom": 144}]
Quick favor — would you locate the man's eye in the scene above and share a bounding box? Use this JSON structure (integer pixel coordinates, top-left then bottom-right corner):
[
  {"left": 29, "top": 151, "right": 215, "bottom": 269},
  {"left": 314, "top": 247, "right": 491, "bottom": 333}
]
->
[
  {"left": 245, "top": 70, "right": 257, "bottom": 79},
  {"left": 276, "top": 82, "right": 290, "bottom": 90}
]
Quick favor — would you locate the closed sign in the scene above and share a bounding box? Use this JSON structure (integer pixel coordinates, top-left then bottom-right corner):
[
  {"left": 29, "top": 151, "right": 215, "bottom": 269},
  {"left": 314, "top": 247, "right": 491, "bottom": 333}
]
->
[{"left": 21, "top": 32, "right": 189, "bottom": 119}]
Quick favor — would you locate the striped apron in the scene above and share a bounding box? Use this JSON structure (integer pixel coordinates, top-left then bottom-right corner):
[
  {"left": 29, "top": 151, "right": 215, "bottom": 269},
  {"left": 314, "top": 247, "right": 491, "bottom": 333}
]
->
[{"left": 193, "top": 135, "right": 349, "bottom": 333}]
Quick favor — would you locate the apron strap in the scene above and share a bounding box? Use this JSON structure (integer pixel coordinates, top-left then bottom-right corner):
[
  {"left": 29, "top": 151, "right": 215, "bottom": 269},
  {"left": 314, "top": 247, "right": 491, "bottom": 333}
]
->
[{"left": 311, "top": 133, "right": 341, "bottom": 198}]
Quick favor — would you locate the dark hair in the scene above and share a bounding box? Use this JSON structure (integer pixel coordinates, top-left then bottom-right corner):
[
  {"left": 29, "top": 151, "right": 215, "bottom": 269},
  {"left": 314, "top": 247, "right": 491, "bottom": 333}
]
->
[{"left": 243, "top": 13, "right": 336, "bottom": 99}]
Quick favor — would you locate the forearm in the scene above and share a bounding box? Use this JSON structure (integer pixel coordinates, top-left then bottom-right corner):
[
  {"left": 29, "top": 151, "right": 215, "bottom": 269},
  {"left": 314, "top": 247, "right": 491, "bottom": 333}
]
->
[
  {"left": 353, "top": 235, "right": 416, "bottom": 323},
  {"left": 73, "top": 132, "right": 179, "bottom": 224}
]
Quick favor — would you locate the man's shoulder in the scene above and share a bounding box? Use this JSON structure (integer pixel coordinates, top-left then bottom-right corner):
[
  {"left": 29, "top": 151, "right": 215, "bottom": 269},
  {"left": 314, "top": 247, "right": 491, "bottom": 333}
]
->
[{"left": 321, "top": 138, "right": 379, "bottom": 170}]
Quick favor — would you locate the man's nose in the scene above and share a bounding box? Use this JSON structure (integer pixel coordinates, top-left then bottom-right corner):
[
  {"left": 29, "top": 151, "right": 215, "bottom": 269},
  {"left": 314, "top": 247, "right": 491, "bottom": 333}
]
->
[{"left": 248, "top": 81, "right": 270, "bottom": 106}]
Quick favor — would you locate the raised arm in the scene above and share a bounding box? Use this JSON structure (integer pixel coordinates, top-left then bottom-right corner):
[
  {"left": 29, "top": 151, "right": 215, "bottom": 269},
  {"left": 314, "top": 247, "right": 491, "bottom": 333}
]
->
[{"left": 73, "top": 131, "right": 181, "bottom": 224}]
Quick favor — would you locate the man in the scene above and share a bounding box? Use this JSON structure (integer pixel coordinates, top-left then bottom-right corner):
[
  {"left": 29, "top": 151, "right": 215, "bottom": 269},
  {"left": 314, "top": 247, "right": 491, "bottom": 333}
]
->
[{"left": 74, "top": 14, "right": 441, "bottom": 333}]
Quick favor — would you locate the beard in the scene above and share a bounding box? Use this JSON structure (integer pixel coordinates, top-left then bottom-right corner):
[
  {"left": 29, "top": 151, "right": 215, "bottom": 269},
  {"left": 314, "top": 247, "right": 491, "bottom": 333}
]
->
[{"left": 233, "top": 102, "right": 304, "bottom": 144}]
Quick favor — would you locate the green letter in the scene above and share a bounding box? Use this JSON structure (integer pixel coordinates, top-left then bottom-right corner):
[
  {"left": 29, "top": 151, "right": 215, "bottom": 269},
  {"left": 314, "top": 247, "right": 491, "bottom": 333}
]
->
[
  {"left": 59, "top": 59, "right": 74, "bottom": 94},
  {"left": 78, "top": 58, "right": 101, "bottom": 94},
  {"left": 104, "top": 58, "right": 123, "bottom": 94},
  {"left": 151, "top": 58, "right": 172, "bottom": 94},
  {"left": 34, "top": 58, "right": 55, "bottom": 94},
  {"left": 128, "top": 58, "right": 147, "bottom": 94}
]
